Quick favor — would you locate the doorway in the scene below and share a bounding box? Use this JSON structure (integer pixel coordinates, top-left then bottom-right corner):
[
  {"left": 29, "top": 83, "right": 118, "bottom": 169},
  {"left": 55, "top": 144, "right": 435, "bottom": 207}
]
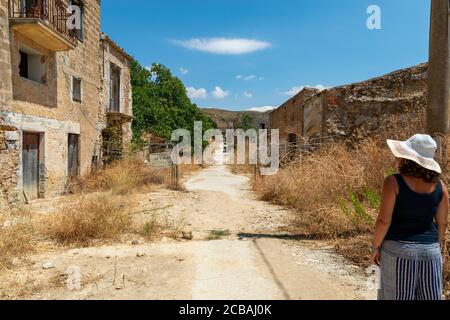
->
[
  {"left": 22, "top": 132, "right": 40, "bottom": 200},
  {"left": 68, "top": 134, "right": 80, "bottom": 178},
  {"left": 110, "top": 63, "right": 121, "bottom": 112}
]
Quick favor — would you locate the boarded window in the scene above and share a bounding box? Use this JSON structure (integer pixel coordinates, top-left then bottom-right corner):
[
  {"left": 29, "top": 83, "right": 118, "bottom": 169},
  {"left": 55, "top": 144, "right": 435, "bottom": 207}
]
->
[{"left": 72, "top": 77, "right": 82, "bottom": 102}]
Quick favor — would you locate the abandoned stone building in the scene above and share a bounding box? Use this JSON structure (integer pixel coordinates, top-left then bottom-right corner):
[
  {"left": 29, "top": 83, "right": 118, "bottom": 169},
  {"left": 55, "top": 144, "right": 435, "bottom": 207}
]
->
[
  {"left": 0, "top": 0, "right": 133, "bottom": 207},
  {"left": 269, "top": 63, "right": 429, "bottom": 148},
  {"left": 269, "top": 87, "right": 319, "bottom": 145}
]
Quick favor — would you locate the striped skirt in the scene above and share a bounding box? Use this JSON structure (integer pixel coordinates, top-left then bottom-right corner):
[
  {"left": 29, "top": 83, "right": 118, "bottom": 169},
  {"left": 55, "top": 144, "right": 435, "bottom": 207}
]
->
[{"left": 378, "top": 240, "right": 443, "bottom": 300}]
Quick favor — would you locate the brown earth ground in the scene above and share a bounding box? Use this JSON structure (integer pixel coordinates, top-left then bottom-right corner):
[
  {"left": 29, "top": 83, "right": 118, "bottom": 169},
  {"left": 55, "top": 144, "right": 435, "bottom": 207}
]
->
[{"left": 0, "top": 160, "right": 377, "bottom": 300}]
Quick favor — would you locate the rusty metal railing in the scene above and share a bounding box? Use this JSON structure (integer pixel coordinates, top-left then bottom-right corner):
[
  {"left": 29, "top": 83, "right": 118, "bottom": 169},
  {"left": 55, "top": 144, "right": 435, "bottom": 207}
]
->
[{"left": 8, "top": 0, "right": 78, "bottom": 46}]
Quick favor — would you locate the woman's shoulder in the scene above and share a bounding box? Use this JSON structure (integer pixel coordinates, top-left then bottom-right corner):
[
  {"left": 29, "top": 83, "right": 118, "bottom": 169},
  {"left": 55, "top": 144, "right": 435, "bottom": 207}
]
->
[
  {"left": 384, "top": 175, "right": 399, "bottom": 193},
  {"left": 385, "top": 174, "right": 399, "bottom": 185}
]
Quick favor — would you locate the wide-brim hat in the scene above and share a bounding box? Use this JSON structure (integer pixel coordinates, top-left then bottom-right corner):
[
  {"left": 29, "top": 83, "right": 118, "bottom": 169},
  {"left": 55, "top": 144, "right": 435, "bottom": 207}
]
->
[{"left": 387, "top": 134, "right": 442, "bottom": 174}]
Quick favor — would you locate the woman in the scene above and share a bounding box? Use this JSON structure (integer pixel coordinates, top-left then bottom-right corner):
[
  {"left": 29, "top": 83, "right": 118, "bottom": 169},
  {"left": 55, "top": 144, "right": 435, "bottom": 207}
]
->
[{"left": 371, "top": 134, "right": 448, "bottom": 300}]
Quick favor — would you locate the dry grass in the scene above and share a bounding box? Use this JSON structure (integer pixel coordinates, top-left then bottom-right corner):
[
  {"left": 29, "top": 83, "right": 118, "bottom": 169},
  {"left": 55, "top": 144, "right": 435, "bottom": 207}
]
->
[
  {"left": 0, "top": 223, "right": 34, "bottom": 269},
  {"left": 69, "top": 158, "right": 168, "bottom": 195},
  {"left": 254, "top": 139, "right": 390, "bottom": 238},
  {"left": 41, "top": 193, "right": 131, "bottom": 245},
  {"left": 0, "top": 207, "right": 35, "bottom": 269},
  {"left": 253, "top": 111, "right": 450, "bottom": 298}
]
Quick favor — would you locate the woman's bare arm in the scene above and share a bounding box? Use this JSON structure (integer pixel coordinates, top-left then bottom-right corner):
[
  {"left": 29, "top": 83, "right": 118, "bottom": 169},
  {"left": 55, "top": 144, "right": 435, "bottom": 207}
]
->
[
  {"left": 372, "top": 176, "right": 398, "bottom": 248},
  {"left": 436, "top": 182, "right": 449, "bottom": 246}
]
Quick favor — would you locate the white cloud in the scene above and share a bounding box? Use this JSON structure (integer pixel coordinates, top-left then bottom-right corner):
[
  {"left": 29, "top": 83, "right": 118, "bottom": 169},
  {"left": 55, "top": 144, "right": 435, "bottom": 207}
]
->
[
  {"left": 236, "top": 74, "right": 264, "bottom": 81},
  {"left": 282, "top": 85, "right": 327, "bottom": 96},
  {"left": 247, "top": 106, "right": 276, "bottom": 113},
  {"left": 243, "top": 92, "right": 253, "bottom": 98},
  {"left": 180, "top": 67, "right": 189, "bottom": 75},
  {"left": 212, "top": 86, "right": 230, "bottom": 99},
  {"left": 186, "top": 87, "right": 207, "bottom": 99},
  {"left": 173, "top": 38, "right": 272, "bottom": 55}
]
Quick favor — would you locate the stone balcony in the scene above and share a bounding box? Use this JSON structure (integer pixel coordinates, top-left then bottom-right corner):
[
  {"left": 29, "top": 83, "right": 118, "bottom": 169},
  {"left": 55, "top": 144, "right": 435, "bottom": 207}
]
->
[{"left": 8, "top": 0, "right": 78, "bottom": 51}]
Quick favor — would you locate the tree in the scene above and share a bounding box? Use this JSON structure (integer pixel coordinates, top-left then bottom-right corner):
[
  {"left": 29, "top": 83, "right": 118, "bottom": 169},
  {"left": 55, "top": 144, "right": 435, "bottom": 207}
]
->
[
  {"left": 237, "top": 114, "right": 256, "bottom": 131},
  {"left": 131, "top": 61, "right": 216, "bottom": 145}
]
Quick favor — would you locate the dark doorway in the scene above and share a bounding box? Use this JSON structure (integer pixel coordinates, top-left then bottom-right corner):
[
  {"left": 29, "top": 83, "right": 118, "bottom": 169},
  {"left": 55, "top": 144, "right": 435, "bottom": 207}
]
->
[
  {"left": 22, "top": 133, "right": 40, "bottom": 200},
  {"left": 110, "top": 63, "right": 121, "bottom": 112},
  {"left": 68, "top": 134, "right": 80, "bottom": 178},
  {"left": 288, "top": 133, "right": 297, "bottom": 145}
]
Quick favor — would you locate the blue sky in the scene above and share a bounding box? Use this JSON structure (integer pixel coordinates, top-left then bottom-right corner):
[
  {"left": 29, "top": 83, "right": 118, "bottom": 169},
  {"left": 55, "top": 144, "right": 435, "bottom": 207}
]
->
[{"left": 101, "top": 0, "right": 430, "bottom": 111}]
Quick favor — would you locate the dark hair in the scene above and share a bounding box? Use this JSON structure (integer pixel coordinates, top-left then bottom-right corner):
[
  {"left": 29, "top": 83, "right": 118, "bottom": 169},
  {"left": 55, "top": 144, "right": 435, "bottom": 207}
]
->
[{"left": 398, "top": 159, "right": 441, "bottom": 183}]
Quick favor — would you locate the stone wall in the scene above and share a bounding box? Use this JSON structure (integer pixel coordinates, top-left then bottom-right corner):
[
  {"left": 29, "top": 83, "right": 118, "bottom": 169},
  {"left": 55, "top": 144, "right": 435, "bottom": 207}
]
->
[
  {"left": 325, "top": 63, "right": 428, "bottom": 140},
  {"left": 0, "top": 0, "right": 13, "bottom": 106},
  {"left": 269, "top": 88, "right": 319, "bottom": 143},
  {"left": 0, "top": 117, "right": 19, "bottom": 210}
]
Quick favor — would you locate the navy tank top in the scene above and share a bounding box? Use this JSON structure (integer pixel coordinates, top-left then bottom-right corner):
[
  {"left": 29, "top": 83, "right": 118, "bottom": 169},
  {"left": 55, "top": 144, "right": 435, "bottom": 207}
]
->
[{"left": 385, "top": 174, "right": 441, "bottom": 244}]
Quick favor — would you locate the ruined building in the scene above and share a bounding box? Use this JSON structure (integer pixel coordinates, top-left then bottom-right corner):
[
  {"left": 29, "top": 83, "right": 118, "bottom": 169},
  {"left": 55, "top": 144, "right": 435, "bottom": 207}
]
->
[
  {"left": 0, "top": 0, "right": 133, "bottom": 207},
  {"left": 269, "top": 87, "right": 320, "bottom": 145},
  {"left": 269, "top": 63, "right": 428, "bottom": 146}
]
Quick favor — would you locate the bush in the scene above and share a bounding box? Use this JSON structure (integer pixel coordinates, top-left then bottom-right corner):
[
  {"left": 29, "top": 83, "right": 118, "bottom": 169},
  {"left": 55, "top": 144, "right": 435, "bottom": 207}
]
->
[
  {"left": 43, "top": 194, "right": 131, "bottom": 245},
  {"left": 70, "top": 158, "right": 167, "bottom": 195},
  {"left": 255, "top": 139, "right": 389, "bottom": 238}
]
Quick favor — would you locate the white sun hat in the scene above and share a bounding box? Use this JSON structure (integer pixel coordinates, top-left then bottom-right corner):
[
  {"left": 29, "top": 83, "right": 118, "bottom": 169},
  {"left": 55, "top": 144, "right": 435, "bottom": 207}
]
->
[{"left": 387, "top": 134, "right": 442, "bottom": 174}]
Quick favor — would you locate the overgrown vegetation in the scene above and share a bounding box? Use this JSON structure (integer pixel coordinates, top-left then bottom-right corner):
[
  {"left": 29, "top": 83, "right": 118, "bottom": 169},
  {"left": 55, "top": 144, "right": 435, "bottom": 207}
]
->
[
  {"left": 131, "top": 61, "right": 216, "bottom": 145},
  {"left": 254, "top": 111, "right": 450, "bottom": 298},
  {"left": 69, "top": 158, "right": 167, "bottom": 195},
  {"left": 42, "top": 194, "right": 131, "bottom": 245}
]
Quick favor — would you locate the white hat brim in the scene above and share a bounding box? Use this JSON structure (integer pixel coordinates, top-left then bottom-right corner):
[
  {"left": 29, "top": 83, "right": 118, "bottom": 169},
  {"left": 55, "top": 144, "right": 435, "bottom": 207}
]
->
[{"left": 387, "top": 140, "right": 442, "bottom": 174}]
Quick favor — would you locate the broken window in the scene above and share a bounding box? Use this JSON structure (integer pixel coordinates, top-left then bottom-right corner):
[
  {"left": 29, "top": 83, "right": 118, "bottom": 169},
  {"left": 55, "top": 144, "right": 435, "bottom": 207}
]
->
[
  {"left": 19, "top": 51, "right": 28, "bottom": 78},
  {"left": 19, "top": 48, "right": 46, "bottom": 83},
  {"left": 72, "top": 77, "right": 82, "bottom": 102}
]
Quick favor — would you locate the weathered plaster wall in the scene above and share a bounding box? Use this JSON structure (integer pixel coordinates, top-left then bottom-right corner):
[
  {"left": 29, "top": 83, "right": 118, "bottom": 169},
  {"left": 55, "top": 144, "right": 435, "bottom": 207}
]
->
[{"left": 303, "top": 91, "right": 327, "bottom": 138}]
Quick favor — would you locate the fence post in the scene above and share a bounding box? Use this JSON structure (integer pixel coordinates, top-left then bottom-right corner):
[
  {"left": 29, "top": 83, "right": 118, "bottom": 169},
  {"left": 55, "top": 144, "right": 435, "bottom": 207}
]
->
[{"left": 171, "top": 162, "right": 179, "bottom": 190}]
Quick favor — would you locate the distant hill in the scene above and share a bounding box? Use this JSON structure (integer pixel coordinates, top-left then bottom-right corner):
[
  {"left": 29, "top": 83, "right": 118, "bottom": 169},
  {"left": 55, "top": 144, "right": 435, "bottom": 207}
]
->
[{"left": 201, "top": 108, "right": 271, "bottom": 131}]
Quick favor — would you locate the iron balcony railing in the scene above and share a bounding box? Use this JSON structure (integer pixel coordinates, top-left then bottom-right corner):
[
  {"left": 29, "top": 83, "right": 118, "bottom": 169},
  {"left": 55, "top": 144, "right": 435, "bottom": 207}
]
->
[{"left": 8, "top": 0, "right": 78, "bottom": 46}]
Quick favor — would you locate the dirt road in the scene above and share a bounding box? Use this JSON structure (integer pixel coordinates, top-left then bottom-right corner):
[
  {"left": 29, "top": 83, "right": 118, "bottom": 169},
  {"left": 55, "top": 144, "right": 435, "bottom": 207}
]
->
[{"left": 2, "top": 148, "right": 376, "bottom": 300}]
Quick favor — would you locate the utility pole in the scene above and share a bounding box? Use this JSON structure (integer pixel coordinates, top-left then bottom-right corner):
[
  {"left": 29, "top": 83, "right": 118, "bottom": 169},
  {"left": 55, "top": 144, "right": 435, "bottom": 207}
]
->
[{"left": 427, "top": 0, "right": 450, "bottom": 136}]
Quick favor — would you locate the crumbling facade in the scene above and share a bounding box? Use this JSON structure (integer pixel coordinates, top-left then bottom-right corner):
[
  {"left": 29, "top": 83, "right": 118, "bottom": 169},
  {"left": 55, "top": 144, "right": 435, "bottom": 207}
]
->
[
  {"left": 0, "top": 0, "right": 133, "bottom": 203},
  {"left": 269, "top": 88, "right": 319, "bottom": 145},
  {"left": 325, "top": 64, "right": 428, "bottom": 140},
  {"left": 269, "top": 64, "right": 428, "bottom": 146}
]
